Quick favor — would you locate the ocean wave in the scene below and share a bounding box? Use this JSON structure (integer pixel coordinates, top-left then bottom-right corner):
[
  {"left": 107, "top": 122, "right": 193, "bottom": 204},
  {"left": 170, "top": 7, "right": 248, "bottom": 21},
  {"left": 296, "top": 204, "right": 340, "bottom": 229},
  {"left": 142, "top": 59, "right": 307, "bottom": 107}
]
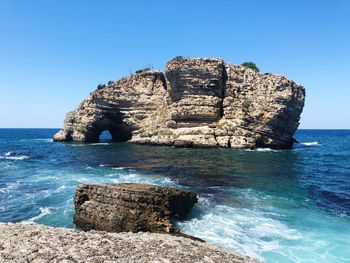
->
[
  {"left": 243, "top": 142, "right": 320, "bottom": 151},
  {"left": 0, "top": 151, "right": 30, "bottom": 160},
  {"left": 108, "top": 171, "right": 175, "bottom": 187},
  {"left": 255, "top": 148, "right": 278, "bottom": 152},
  {"left": 26, "top": 207, "right": 52, "bottom": 222},
  {"left": 245, "top": 148, "right": 278, "bottom": 152},
  {"left": 112, "top": 167, "right": 133, "bottom": 170},
  {"left": 0, "top": 182, "right": 20, "bottom": 194},
  {"left": 34, "top": 138, "right": 53, "bottom": 142},
  {"left": 70, "top": 142, "right": 110, "bottom": 147},
  {"left": 99, "top": 164, "right": 132, "bottom": 170},
  {"left": 69, "top": 144, "right": 87, "bottom": 147},
  {"left": 57, "top": 185, "right": 67, "bottom": 192},
  {"left": 19, "top": 138, "right": 53, "bottom": 142},
  {"left": 293, "top": 141, "right": 320, "bottom": 149},
  {"left": 0, "top": 155, "right": 30, "bottom": 160},
  {"left": 176, "top": 202, "right": 301, "bottom": 260}
]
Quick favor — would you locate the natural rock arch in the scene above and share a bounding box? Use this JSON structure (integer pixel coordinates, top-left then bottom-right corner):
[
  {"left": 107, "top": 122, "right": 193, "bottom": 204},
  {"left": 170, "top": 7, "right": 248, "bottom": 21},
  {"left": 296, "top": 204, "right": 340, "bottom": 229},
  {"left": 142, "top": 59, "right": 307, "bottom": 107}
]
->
[
  {"left": 53, "top": 70, "right": 167, "bottom": 143},
  {"left": 95, "top": 125, "right": 132, "bottom": 143},
  {"left": 54, "top": 58, "right": 305, "bottom": 149}
]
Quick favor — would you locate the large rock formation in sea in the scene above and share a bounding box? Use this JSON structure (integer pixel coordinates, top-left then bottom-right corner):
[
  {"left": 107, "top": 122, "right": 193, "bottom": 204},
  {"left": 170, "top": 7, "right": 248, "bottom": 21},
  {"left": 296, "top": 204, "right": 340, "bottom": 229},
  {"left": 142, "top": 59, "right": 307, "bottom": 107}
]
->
[
  {"left": 54, "top": 57, "right": 305, "bottom": 149},
  {"left": 74, "top": 183, "right": 197, "bottom": 235}
]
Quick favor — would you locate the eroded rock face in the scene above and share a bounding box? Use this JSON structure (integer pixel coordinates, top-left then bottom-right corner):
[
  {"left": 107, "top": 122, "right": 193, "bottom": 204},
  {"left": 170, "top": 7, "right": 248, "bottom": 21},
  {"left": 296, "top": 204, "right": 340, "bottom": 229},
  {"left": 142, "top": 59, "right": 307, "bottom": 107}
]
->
[
  {"left": 54, "top": 57, "right": 305, "bottom": 149},
  {"left": 54, "top": 70, "right": 167, "bottom": 142},
  {"left": 74, "top": 183, "right": 197, "bottom": 234}
]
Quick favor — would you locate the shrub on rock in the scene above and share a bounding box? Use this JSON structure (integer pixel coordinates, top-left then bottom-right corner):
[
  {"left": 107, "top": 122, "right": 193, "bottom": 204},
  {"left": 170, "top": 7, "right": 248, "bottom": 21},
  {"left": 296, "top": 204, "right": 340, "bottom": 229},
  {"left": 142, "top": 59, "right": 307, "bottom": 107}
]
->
[{"left": 241, "top": 61, "right": 260, "bottom": 72}]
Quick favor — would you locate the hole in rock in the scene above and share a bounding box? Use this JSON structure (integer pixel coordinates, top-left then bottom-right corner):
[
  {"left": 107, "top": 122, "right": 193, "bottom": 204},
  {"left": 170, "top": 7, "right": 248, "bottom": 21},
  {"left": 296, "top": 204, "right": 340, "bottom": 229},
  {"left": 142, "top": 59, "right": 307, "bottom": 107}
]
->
[
  {"left": 99, "top": 130, "right": 113, "bottom": 142},
  {"left": 97, "top": 126, "right": 132, "bottom": 143}
]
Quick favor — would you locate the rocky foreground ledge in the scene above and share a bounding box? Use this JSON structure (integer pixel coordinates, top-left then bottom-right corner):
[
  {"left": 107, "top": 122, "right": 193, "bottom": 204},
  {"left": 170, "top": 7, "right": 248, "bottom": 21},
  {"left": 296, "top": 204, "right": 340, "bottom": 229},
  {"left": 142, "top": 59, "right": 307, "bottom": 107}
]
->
[{"left": 0, "top": 223, "right": 259, "bottom": 263}]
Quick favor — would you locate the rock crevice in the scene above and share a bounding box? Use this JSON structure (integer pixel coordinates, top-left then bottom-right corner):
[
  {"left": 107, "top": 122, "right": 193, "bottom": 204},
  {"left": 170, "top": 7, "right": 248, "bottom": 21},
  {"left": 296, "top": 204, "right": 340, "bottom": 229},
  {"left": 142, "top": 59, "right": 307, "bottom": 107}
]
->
[{"left": 54, "top": 57, "right": 305, "bottom": 149}]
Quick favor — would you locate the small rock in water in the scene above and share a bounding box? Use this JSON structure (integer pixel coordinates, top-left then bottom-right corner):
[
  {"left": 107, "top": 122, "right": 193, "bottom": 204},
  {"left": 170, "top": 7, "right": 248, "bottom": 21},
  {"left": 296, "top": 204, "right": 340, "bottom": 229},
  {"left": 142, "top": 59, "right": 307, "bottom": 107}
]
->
[{"left": 74, "top": 183, "right": 198, "bottom": 236}]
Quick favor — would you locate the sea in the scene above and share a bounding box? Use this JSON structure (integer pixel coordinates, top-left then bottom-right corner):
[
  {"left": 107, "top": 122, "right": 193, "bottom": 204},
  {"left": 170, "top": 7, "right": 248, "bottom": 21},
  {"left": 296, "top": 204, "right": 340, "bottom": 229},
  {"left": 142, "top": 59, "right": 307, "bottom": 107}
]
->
[{"left": 0, "top": 129, "right": 349, "bottom": 263}]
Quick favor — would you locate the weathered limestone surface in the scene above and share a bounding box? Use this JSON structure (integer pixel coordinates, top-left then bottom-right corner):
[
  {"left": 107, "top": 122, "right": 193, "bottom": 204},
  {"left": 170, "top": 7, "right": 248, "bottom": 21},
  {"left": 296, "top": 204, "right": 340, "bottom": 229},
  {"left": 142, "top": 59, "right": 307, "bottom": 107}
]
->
[
  {"left": 54, "top": 57, "right": 305, "bottom": 149},
  {"left": 54, "top": 71, "right": 167, "bottom": 142},
  {"left": 74, "top": 183, "right": 197, "bottom": 234},
  {"left": 0, "top": 223, "right": 260, "bottom": 263}
]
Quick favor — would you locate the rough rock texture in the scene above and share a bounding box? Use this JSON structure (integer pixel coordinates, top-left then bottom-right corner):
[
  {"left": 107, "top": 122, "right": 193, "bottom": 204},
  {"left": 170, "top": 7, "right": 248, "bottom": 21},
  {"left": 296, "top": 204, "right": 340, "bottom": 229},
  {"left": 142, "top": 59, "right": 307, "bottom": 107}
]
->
[
  {"left": 54, "top": 57, "right": 305, "bottom": 149},
  {"left": 0, "top": 223, "right": 259, "bottom": 263},
  {"left": 74, "top": 183, "right": 197, "bottom": 234},
  {"left": 54, "top": 71, "right": 167, "bottom": 142}
]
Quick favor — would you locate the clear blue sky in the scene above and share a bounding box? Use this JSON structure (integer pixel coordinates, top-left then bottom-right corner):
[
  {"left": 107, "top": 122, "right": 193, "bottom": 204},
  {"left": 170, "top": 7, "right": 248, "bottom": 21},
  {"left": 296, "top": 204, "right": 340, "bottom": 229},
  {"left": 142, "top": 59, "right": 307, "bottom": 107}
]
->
[{"left": 0, "top": 0, "right": 349, "bottom": 128}]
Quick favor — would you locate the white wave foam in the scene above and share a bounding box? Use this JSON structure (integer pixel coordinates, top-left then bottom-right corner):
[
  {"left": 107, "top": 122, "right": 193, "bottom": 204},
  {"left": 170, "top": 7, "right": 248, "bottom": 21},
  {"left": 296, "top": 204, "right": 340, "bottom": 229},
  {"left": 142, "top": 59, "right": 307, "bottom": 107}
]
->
[
  {"left": 245, "top": 148, "right": 278, "bottom": 152},
  {"left": 293, "top": 141, "right": 320, "bottom": 149},
  {"left": 89, "top": 143, "right": 110, "bottom": 146},
  {"left": 26, "top": 207, "right": 52, "bottom": 222},
  {"left": 57, "top": 185, "right": 67, "bottom": 192},
  {"left": 111, "top": 173, "right": 149, "bottom": 184},
  {"left": 100, "top": 165, "right": 132, "bottom": 170},
  {"left": 0, "top": 155, "right": 30, "bottom": 160},
  {"left": 0, "top": 152, "right": 30, "bottom": 160},
  {"left": 0, "top": 182, "right": 20, "bottom": 193},
  {"left": 176, "top": 202, "right": 301, "bottom": 260},
  {"left": 108, "top": 171, "right": 175, "bottom": 187},
  {"left": 256, "top": 148, "right": 278, "bottom": 152},
  {"left": 112, "top": 167, "right": 125, "bottom": 170},
  {"left": 63, "top": 199, "right": 74, "bottom": 216},
  {"left": 35, "top": 138, "right": 53, "bottom": 142},
  {"left": 300, "top": 142, "right": 319, "bottom": 146}
]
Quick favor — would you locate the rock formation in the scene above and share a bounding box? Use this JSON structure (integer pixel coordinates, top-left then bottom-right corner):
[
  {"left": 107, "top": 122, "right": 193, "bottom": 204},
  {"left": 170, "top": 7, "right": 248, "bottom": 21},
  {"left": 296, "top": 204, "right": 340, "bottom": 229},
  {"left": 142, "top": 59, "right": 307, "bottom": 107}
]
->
[
  {"left": 0, "top": 223, "right": 259, "bottom": 263},
  {"left": 74, "top": 183, "right": 197, "bottom": 235},
  {"left": 54, "top": 57, "right": 305, "bottom": 149}
]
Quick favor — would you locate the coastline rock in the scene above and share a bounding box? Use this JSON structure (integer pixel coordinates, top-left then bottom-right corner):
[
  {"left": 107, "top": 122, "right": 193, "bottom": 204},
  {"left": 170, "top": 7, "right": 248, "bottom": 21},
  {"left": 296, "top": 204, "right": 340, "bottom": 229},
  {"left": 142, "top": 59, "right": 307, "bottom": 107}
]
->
[
  {"left": 0, "top": 223, "right": 259, "bottom": 263},
  {"left": 54, "top": 57, "right": 305, "bottom": 149},
  {"left": 74, "top": 183, "right": 197, "bottom": 234},
  {"left": 54, "top": 70, "right": 167, "bottom": 142}
]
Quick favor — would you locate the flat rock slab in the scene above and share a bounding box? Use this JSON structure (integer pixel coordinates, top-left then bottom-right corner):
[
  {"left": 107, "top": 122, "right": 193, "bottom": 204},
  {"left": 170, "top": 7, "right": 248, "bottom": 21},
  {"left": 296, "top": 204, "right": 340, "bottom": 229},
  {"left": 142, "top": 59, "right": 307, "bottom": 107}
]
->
[
  {"left": 74, "top": 183, "right": 198, "bottom": 234},
  {"left": 0, "top": 223, "right": 259, "bottom": 263}
]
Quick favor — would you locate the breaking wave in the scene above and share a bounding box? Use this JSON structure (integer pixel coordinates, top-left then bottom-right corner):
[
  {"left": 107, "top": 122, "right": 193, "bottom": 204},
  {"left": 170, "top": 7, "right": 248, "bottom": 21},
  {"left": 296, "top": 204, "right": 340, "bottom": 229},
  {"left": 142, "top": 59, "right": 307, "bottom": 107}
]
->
[
  {"left": 293, "top": 141, "right": 320, "bottom": 149},
  {"left": 0, "top": 152, "right": 30, "bottom": 160},
  {"left": 176, "top": 198, "right": 300, "bottom": 260},
  {"left": 26, "top": 207, "right": 52, "bottom": 222},
  {"left": 244, "top": 148, "right": 279, "bottom": 152}
]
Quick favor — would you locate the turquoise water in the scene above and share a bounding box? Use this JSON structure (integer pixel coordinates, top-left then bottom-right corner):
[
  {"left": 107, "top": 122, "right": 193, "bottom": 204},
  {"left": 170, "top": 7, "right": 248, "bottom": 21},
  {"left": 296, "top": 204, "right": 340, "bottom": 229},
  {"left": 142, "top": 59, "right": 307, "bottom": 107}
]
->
[{"left": 0, "top": 129, "right": 350, "bottom": 262}]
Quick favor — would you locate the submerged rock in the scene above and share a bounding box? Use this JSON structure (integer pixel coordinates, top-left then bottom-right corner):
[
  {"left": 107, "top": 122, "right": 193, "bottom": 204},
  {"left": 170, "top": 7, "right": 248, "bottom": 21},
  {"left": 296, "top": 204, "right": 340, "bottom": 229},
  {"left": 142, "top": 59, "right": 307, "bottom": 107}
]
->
[
  {"left": 0, "top": 223, "right": 259, "bottom": 263},
  {"left": 54, "top": 57, "right": 305, "bottom": 149},
  {"left": 74, "top": 183, "right": 197, "bottom": 235}
]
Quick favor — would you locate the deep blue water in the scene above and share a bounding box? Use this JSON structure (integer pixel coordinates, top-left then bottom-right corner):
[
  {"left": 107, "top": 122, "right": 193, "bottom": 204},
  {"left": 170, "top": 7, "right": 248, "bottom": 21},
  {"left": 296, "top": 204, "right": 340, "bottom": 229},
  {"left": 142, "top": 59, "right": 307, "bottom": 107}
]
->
[{"left": 0, "top": 129, "right": 350, "bottom": 262}]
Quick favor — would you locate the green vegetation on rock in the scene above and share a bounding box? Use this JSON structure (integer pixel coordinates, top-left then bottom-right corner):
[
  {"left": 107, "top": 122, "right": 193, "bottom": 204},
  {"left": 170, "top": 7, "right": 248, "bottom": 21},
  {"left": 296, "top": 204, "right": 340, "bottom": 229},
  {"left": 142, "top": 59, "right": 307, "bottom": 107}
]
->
[{"left": 241, "top": 62, "right": 260, "bottom": 72}]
